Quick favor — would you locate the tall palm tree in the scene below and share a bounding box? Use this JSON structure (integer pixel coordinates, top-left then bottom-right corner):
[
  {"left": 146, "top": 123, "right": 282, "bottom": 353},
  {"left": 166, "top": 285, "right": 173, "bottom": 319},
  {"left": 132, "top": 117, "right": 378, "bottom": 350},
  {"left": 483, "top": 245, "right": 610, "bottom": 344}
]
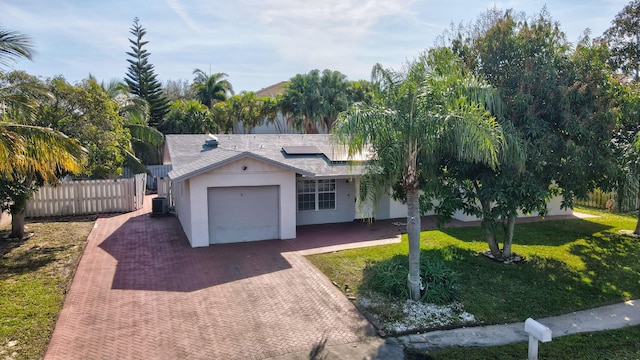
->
[
  {"left": 334, "top": 47, "right": 504, "bottom": 300},
  {"left": 1, "top": 27, "right": 86, "bottom": 239},
  {"left": 191, "top": 68, "right": 233, "bottom": 109}
]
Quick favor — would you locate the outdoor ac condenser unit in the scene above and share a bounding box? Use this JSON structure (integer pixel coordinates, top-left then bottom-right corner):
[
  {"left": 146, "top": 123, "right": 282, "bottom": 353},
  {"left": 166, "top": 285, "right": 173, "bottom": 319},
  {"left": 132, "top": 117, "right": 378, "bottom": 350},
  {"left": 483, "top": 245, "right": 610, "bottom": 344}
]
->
[{"left": 152, "top": 197, "right": 169, "bottom": 216}]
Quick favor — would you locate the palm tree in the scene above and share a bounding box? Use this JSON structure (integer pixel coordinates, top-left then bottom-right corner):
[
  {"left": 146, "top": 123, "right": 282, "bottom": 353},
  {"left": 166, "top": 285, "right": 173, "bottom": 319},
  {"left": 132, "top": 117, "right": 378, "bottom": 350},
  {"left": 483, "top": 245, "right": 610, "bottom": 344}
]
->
[
  {"left": 1, "top": 27, "right": 86, "bottom": 239},
  {"left": 334, "top": 47, "right": 504, "bottom": 300},
  {"left": 191, "top": 68, "right": 233, "bottom": 109},
  {"left": 279, "top": 69, "right": 351, "bottom": 134}
]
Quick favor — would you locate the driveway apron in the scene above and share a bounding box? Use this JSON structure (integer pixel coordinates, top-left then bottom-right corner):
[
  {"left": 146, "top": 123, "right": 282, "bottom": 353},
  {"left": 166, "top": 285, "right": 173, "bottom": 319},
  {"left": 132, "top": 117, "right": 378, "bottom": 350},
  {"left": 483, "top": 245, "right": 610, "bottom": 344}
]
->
[{"left": 44, "top": 197, "right": 375, "bottom": 360}]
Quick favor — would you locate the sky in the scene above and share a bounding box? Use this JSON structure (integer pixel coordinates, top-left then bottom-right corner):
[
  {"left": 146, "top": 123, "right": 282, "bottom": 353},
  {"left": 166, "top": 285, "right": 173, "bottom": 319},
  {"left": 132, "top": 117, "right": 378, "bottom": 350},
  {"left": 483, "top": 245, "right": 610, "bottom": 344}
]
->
[{"left": 0, "top": 0, "right": 630, "bottom": 93}]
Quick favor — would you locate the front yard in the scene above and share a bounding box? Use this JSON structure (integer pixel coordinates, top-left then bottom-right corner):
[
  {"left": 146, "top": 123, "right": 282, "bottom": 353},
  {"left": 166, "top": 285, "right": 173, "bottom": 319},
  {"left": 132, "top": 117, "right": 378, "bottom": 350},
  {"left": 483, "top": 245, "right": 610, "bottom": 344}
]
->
[
  {"left": 0, "top": 216, "right": 95, "bottom": 360},
  {"left": 307, "top": 208, "right": 640, "bottom": 332}
]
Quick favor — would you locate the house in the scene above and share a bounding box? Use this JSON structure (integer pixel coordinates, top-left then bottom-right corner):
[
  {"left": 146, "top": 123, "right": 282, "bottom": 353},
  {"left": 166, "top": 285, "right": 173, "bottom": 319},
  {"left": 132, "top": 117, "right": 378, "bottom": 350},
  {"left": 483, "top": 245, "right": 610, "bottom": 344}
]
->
[
  {"left": 164, "top": 134, "right": 406, "bottom": 247},
  {"left": 164, "top": 134, "right": 572, "bottom": 248}
]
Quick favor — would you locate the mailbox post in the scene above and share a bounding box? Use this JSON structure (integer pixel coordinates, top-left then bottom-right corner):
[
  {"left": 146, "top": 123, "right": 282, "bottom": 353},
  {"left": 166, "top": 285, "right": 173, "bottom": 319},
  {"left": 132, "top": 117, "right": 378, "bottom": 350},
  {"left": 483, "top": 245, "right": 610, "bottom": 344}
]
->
[{"left": 524, "top": 318, "right": 552, "bottom": 360}]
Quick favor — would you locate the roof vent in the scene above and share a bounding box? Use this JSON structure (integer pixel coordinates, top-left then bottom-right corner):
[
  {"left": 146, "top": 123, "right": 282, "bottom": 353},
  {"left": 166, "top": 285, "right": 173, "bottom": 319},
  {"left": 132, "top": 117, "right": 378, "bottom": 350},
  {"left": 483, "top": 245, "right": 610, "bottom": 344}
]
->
[{"left": 205, "top": 134, "right": 219, "bottom": 148}]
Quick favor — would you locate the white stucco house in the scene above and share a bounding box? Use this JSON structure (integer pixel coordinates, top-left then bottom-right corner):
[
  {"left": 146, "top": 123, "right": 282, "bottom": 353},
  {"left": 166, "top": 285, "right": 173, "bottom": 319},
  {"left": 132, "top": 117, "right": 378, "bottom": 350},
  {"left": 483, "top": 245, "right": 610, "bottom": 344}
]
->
[{"left": 164, "top": 134, "right": 571, "bottom": 247}]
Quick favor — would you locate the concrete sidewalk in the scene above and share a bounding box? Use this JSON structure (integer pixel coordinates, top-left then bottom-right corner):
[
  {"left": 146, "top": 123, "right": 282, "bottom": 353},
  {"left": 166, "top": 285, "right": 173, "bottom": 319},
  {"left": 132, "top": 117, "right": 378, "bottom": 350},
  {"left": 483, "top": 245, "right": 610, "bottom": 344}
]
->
[{"left": 398, "top": 299, "right": 640, "bottom": 352}]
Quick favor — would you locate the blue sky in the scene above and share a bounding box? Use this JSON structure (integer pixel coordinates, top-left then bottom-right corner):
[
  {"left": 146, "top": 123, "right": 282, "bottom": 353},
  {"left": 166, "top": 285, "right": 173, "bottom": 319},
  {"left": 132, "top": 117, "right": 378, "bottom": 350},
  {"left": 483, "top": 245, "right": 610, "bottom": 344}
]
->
[{"left": 0, "top": 0, "right": 629, "bottom": 92}]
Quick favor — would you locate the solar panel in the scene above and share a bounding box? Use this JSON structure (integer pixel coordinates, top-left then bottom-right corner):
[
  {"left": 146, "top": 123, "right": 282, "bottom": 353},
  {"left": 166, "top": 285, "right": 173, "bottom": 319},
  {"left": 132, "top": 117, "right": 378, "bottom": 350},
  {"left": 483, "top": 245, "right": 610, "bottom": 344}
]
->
[
  {"left": 319, "top": 145, "right": 371, "bottom": 162},
  {"left": 282, "top": 146, "right": 322, "bottom": 155}
]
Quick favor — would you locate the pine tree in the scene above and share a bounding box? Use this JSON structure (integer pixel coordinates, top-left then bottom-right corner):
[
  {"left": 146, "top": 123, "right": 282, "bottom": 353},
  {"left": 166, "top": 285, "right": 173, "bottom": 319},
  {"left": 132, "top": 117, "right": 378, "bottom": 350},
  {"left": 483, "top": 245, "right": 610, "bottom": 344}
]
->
[{"left": 125, "top": 17, "right": 169, "bottom": 128}]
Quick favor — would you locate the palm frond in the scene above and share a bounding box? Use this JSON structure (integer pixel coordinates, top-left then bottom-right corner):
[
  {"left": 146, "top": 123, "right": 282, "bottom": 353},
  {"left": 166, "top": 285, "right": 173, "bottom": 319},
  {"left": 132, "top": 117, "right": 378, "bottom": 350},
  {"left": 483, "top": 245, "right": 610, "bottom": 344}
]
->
[{"left": 0, "top": 28, "right": 34, "bottom": 69}]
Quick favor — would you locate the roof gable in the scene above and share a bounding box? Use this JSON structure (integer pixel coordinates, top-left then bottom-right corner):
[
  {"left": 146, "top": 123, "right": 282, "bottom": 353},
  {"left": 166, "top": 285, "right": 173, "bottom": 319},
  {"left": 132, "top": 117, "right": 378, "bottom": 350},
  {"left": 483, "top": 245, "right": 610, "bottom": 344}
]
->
[
  {"left": 168, "top": 151, "right": 312, "bottom": 181},
  {"left": 164, "top": 134, "right": 364, "bottom": 182}
]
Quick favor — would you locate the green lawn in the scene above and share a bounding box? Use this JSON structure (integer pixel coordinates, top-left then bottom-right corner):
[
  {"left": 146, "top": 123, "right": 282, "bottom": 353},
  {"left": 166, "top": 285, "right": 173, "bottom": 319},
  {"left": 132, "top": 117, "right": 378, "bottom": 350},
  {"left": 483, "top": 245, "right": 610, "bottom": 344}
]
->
[
  {"left": 0, "top": 216, "right": 95, "bottom": 360},
  {"left": 307, "top": 208, "right": 640, "bottom": 324}
]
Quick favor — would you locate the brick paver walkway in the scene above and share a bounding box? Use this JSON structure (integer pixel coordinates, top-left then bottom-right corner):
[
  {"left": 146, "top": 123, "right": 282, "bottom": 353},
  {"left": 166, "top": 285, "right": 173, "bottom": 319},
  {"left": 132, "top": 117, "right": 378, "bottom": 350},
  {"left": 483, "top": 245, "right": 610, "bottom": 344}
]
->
[{"left": 44, "top": 197, "right": 375, "bottom": 360}]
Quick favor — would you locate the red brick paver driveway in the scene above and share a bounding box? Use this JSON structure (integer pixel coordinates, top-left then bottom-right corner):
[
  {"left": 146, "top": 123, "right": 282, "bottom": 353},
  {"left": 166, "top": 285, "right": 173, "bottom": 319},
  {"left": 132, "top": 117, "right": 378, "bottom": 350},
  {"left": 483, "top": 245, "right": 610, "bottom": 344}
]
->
[{"left": 45, "top": 197, "right": 376, "bottom": 360}]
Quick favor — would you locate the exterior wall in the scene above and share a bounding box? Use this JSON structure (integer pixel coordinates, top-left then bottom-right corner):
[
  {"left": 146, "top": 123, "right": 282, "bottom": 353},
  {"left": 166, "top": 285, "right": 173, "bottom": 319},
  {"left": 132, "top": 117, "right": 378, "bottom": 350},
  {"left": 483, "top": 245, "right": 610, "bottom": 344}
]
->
[
  {"left": 187, "top": 157, "right": 296, "bottom": 247},
  {"left": 174, "top": 180, "right": 193, "bottom": 243},
  {"left": 452, "top": 195, "right": 572, "bottom": 221},
  {"left": 296, "top": 178, "right": 356, "bottom": 226},
  {"left": 0, "top": 211, "right": 10, "bottom": 227}
]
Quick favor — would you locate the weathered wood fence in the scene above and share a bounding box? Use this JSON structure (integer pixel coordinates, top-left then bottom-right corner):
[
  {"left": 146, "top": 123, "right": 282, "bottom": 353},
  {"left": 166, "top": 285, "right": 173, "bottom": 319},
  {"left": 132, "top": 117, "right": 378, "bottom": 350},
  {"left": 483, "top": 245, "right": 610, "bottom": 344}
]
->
[
  {"left": 26, "top": 173, "right": 147, "bottom": 217},
  {"left": 574, "top": 187, "right": 639, "bottom": 212},
  {"left": 122, "top": 164, "right": 172, "bottom": 189}
]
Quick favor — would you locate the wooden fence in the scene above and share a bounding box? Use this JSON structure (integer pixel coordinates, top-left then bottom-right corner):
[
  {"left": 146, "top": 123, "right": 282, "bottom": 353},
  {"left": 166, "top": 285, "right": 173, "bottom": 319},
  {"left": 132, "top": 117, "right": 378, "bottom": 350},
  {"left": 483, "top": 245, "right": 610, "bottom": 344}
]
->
[
  {"left": 26, "top": 173, "right": 147, "bottom": 217},
  {"left": 122, "top": 164, "right": 172, "bottom": 189},
  {"left": 574, "top": 187, "right": 639, "bottom": 212}
]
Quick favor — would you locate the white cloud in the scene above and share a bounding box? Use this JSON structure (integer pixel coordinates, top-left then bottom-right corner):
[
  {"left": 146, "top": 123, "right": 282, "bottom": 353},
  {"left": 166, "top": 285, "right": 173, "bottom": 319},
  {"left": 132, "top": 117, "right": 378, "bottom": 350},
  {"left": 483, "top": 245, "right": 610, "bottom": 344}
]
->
[{"left": 165, "top": 0, "right": 200, "bottom": 33}]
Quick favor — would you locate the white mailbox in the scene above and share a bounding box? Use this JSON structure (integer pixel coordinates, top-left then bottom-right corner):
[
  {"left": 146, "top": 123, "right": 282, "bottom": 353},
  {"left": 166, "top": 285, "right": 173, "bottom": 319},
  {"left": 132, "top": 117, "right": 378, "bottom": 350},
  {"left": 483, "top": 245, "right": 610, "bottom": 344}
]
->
[
  {"left": 524, "top": 318, "right": 552, "bottom": 360},
  {"left": 525, "top": 318, "right": 552, "bottom": 342}
]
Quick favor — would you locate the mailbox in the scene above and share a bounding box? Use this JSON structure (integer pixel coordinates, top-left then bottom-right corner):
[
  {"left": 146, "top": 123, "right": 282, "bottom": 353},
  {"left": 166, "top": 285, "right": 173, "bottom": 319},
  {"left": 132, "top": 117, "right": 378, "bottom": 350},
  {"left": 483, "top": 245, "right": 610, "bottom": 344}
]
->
[{"left": 525, "top": 318, "right": 552, "bottom": 342}]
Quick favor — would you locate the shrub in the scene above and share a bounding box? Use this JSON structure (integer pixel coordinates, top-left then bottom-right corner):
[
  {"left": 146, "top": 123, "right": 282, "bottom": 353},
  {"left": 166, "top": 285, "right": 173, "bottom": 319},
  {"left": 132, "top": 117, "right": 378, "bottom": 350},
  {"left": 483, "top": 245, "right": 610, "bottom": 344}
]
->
[{"left": 361, "top": 253, "right": 459, "bottom": 304}]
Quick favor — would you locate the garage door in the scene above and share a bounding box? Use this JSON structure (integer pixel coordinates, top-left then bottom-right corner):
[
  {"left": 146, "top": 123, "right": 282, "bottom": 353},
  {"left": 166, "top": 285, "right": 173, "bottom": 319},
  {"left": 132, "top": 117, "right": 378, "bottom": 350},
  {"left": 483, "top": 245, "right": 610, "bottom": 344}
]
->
[{"left": 207, "top": 186, "right": 280, "bottom": 244}]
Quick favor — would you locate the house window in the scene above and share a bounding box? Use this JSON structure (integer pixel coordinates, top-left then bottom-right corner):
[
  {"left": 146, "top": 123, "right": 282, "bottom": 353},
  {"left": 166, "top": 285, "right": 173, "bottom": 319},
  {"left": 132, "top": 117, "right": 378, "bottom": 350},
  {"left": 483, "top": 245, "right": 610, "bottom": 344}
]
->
[{"left": 297, "top": 179, "right": 336, "bottom": 211}]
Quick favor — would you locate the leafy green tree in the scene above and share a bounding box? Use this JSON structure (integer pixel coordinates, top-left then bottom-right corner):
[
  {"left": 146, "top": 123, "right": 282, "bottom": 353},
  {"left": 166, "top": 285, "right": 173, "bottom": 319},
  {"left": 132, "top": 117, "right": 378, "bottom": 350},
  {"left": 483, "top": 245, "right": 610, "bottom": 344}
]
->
[
  {"left": 100, "top": 78, "right": 164, "bottom": 166},
  {"left": 603, "top": 1, "right": 640, "bottom": 232},
  {"left": 191, "top": 69, "right": 233, "bottom": 109},
  {"left": 603, "top": 0, "right": 640, "bottom": 82},
  {"left": 438, "top": 9, "right": 616, "bottom": 259},
  {"left": 161, "top": 99, "right": 215, "bottom": 134},
  {"left": 163, "top": 79, "right": 196, "bottom": 102},
  {"left": 0, "top": 29, "right": 85, "bottom": 239},
  {"left": 125, "top": 17, "right": 169, "bottom": 128},
  {"left": 334, "top": 48, "right": 503, "bottom": 300},
  {"left": 30, "top": 76, "right": 131, "bottom": 178}
]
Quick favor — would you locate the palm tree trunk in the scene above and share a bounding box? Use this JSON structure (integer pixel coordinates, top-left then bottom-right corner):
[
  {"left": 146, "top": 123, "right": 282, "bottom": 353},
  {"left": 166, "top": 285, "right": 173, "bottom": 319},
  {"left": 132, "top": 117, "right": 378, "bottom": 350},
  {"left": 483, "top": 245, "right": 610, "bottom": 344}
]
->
[
  {"left": 406, "top": 188, "right": 422, "bottom": 301},
  {"left": 9, "top": 208, "right": 26, "bottom": 240}
]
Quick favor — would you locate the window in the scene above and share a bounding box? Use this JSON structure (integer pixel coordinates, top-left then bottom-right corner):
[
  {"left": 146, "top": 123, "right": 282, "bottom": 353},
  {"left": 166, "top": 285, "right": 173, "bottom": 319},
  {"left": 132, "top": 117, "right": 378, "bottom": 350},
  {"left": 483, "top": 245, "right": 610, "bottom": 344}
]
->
[{"left": 297, "top": 179, "right": 336, "bottom": 211}]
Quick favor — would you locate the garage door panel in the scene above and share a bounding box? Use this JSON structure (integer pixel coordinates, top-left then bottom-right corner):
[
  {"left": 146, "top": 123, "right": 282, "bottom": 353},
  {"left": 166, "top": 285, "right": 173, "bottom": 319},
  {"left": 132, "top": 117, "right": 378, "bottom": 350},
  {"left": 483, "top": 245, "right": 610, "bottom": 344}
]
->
[{"left": 208, "top": 186, "right": 279, "bottom": 244}]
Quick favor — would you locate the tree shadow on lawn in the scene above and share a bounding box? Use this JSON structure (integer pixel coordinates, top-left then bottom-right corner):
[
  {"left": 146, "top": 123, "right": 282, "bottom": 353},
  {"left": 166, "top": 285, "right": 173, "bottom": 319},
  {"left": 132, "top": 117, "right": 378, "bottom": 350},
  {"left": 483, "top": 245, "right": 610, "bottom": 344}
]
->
[
  {"left": 440, "top": 218, "right": 612, "bottom": 247},
  {"left": 410, "top": 241, "right": 633, "bottom": 324},
  {"left": 569, "top": 230, "right": 640, "bottom": 301},
  {"left": 0, "top": 226, "right": 79, "bottom": 279}
]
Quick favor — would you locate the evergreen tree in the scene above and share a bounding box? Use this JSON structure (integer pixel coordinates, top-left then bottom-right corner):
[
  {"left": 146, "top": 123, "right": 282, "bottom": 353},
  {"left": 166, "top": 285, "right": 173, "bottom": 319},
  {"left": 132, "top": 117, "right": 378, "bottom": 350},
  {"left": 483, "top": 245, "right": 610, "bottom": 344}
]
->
[{"left": 125, "top": 17, "right": 169, "bottom": 128}]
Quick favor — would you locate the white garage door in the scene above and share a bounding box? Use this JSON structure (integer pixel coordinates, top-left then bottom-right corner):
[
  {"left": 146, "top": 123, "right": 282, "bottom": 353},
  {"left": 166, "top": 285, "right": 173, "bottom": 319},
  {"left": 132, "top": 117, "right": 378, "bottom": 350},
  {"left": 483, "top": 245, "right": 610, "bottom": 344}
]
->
[{"left": 207, "top": 186, "right": 280, "bottom": 244}]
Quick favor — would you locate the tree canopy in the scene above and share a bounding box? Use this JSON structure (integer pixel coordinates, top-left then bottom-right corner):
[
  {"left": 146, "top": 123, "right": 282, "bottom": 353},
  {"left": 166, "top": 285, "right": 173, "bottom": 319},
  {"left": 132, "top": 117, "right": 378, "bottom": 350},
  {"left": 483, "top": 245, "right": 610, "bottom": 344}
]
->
[{"left": 434, "top": 9, "right": 617, "bottom": 259}]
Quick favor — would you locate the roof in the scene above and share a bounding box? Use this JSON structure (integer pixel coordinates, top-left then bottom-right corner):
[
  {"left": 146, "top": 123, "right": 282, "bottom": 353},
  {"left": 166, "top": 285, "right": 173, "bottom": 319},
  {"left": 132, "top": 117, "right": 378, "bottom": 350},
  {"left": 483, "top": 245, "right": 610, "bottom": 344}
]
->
[
  {"left": 165, "top": 134, "right": 366, "bottom": 182},
  {"left": 254, "top": 81, "right": 288, "bottom": 97}
]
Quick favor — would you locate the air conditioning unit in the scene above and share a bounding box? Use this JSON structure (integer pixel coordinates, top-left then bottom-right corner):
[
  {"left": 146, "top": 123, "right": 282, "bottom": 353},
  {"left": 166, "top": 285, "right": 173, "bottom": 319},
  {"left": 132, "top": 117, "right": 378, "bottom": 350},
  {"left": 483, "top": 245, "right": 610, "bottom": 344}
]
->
[{"left": 152, "top": 197, "right": 169, "bottom": 216}]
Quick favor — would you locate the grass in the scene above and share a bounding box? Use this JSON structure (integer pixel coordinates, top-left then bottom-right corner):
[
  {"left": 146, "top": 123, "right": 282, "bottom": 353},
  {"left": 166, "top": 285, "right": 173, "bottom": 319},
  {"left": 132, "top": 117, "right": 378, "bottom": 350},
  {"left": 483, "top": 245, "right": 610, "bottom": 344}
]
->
[
  {"left": 408, "top": 325, "right": 640, "bottom": 360},
  {"left": 307, "top": 208, "right": 640, "bottom": 325},
  {"left": 0, "top": 216, "right": 95, "bottom": 360}
]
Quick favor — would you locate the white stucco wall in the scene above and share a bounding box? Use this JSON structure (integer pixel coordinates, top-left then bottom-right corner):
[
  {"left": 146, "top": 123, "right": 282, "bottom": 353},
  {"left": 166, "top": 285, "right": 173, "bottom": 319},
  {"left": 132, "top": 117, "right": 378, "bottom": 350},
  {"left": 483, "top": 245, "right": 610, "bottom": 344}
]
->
[
  {"left": 173, "top": 180, "right": 192, "bottom": 242},
  {"left": 187, "top": 157, "right": 296, "bottom": 247},
  {"left": 452, "top": 195, "right": 572, "bottom": 221}
]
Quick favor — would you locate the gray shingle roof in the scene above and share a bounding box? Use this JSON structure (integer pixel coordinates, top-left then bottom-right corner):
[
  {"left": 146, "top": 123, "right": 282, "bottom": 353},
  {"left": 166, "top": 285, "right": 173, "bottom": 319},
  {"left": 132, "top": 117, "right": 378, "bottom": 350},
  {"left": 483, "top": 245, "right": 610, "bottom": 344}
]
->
[{"left": 165, "top": 134, "right": 365, "bottom": 181}]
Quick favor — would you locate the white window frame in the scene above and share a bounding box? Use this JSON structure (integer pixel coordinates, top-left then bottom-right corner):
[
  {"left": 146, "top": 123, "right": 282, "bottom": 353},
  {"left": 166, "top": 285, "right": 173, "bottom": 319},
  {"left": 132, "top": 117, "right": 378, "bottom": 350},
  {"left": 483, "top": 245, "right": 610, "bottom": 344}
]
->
[{"left": 297, "top": 179, "right": 336, "bottom": 211}]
